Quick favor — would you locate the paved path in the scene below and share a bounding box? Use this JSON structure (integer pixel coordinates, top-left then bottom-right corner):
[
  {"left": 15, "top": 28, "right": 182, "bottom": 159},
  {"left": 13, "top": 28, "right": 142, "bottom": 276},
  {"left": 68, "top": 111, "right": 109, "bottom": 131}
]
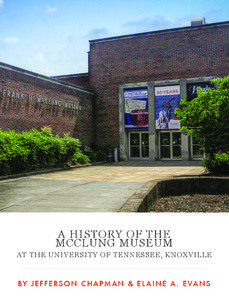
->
[{"left": 0, "top": 161, "right": 204, "bottom": 212}]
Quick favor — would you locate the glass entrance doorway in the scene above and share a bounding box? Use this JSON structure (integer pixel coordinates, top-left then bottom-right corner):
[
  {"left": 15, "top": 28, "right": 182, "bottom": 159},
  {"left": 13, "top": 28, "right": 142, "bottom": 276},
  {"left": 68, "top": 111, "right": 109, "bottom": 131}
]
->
[
  {"left": 160, "top": 131, "right": 181, "bottom": 160},
  {"left": 191, "top": 136, "right": 204, "bottom": 159},
  {"left": 129, "top": 132, "right": 149, "bottom": 159}
]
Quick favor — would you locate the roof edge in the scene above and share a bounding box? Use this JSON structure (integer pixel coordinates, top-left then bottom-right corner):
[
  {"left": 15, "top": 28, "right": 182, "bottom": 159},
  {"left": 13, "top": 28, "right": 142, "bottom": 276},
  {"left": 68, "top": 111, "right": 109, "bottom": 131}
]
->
[
  {"left": 0, "top": 61, "right": 93, "bottom": 94},
  {"left": 52, "top": 73, "right": 89, "bottom": 79},
  {"left": 89, "top": 20, "right": 229, "bottom": 43}
]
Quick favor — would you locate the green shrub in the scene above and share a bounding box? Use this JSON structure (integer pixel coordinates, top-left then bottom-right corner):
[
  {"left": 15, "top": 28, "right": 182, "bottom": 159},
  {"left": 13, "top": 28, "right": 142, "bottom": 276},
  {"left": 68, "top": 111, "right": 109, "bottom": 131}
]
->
[
  {"left": 69, "top": 151, "right": 90, "bottom": 165},
  {"left": 175, "top": 76, "right": 229, "bottom": 175},
  {"left": 82, "top": 146, "right": 98, "bottom": 162},
  {"left": 203, "top": 152, "right": 229, "bottom": 175},
  {"left": 0, "top": 130, "right": 30, "bottom": 174},
  {"left": 0, "top": 128, "right": 89, "bottom": 176},
  {"left": 91, "top": 142, "right": 117, "bottom": 162},
  {"left": 81, "top": 146, "right": 107, "bottom": 163},
  {"left": 95, "top": 149, "right": 106, "bottom": 162}
]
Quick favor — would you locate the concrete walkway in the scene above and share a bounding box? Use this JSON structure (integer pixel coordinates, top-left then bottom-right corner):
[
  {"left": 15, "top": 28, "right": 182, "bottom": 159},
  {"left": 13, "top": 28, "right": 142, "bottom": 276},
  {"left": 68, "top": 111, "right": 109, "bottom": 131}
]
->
[{"left": 0, "top": 161, "right": 204, "bottom": 212}]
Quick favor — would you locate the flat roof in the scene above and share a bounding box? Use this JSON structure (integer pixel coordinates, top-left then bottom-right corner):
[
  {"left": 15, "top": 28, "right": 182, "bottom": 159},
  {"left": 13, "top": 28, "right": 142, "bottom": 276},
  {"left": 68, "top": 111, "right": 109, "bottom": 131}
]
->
[
  {"left": 0, "top": 61, "right": 93, "bottom": 94},
  {"left": 89, "top": 20, "right": 229, "bottom": 44},
  {"left": 53, "top": 73, "right": 89, "bottom": 79}
]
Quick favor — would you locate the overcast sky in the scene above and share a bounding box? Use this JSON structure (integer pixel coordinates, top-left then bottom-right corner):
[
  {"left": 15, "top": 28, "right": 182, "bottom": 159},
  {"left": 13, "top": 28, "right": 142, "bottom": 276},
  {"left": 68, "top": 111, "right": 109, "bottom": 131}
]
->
[{"left": 0, "top": 0, "right": 228, "bottom": 76}]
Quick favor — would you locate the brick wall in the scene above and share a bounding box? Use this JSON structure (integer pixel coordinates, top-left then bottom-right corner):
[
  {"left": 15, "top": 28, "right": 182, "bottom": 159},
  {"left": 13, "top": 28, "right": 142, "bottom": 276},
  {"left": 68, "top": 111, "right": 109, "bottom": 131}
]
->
[
  {"left": 0, "top": 63, "right": 94, "bottom": 147},
  {"left": 89, "top": 22, "right": 229, "bottom": 148}
]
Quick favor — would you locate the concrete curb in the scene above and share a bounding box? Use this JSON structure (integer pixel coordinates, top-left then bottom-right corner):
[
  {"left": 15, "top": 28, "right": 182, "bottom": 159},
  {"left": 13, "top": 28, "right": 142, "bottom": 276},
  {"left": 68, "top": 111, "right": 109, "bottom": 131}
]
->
[
  {"left": 0, "top": 167, "right": 66, "bottom": 181},
  {"left": 119, "top": 177, "right": 229, "bottom": 213},
  {"left": 0, "top": 162, "right": 103, "bottom": 181}
]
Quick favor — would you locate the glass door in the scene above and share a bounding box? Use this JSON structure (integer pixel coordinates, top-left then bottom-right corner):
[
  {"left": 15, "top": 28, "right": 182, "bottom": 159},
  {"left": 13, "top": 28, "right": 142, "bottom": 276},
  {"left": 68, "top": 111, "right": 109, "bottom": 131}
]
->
[
  {"left": 172, "top": 132, "right": 182, "bottom": 159},
  {"left": 141, "top": 132, "right": 149, "bottom": 157},
  {"left": 191, "top": 136, "right": 204, "bottom": 159},
  {"left": 129, "top": 132, "right": 149, "bottom": 159},
  {"left": 130, "top": 132, "right": 140, "bottom": 158},
  {"left": 160, "top": 131, "right": 181, "bottom": 160},
  {"left": 160, "top": 132, "right": 171, "bottom": 159}
]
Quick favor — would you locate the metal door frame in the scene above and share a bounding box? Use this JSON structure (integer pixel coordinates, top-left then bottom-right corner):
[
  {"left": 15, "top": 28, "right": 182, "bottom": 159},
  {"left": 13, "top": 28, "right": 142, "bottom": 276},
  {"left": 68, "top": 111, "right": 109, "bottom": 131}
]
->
[
  {"left": 129, "top": 131, "right": 149, "bottom": 160},
  {"left": 159, "top": 131, "right": 182, "bottom": 160},
  {"left": 190, "top": 135, "right": 205, "bottom": 160}
]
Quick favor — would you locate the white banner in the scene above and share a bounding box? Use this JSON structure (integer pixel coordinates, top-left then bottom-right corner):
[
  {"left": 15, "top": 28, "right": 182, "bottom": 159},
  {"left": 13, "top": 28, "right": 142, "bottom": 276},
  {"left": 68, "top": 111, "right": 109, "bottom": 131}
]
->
[{"left": 155, "top": 85, "right": 180, "bottom": 95}]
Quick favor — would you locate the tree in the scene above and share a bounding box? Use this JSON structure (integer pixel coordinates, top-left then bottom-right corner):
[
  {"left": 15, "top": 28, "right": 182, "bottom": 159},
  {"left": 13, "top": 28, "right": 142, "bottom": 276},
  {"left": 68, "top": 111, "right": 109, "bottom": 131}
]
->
[{"left": 175, "top": 76, "right": 229, "bottom": 174}]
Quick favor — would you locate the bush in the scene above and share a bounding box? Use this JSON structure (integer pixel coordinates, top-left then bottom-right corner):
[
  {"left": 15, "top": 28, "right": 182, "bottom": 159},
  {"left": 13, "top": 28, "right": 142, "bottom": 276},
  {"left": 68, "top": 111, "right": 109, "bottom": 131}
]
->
[
  {"left": 175, "top": 76, "right": 229, "bottom": 175},
  {"left": 69, "top": 151, "right": 90, "bottom": 165},
  {"left": 83, "top": 146, "right": 97, "bottom": 162},
  {"left": 203, "top": 152, "right": 229, "bottom": 175},
  {"left": 95, "top": 149, "right": 106, "bottom": 162},
  {"left": 0, "top": 127, "right": 89, "bottom": 176},
  {"left": 0, "top": 130, "right": 30, "bottom": 174},
  {"left": 82, "top": 146, "right": 106, "bottom": 163}
]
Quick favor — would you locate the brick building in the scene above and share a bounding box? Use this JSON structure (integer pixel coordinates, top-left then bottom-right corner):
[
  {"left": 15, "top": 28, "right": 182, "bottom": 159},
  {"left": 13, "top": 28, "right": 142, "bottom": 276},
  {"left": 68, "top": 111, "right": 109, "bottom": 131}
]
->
[
  {"left": 0, "top": 20, "right": 228, "bottom": 160},
  {"left": 0, "top": 62, "right": 94, "bottom": 146},
  {"left": 88, "top": 20, "right": 229, "bottom": 161}
]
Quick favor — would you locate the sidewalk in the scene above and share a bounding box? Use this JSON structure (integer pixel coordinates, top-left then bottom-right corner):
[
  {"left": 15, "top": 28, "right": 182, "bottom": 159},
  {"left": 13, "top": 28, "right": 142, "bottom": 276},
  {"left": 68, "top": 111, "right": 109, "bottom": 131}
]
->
[{"left": 0, "top": 161, "right": 204, "bottom": 212}]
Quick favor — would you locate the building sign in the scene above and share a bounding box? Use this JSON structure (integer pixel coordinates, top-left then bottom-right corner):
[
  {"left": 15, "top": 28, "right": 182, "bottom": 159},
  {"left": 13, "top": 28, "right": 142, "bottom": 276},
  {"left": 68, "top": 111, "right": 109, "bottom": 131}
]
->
[
  {"left": 1, "top": 87, "right": 82, "bottom": 118},
  {"left": 2, "top": 89, "right": 24, "bottom": 100},
  {"left": 187, "top": 82, "right": 213, "bottom": 101},
  {"left": 124, "top": 88, "right": 148, "bottom": 130},
  {"left": 155, "top": 85, "right": 180, "bottom": 130}
]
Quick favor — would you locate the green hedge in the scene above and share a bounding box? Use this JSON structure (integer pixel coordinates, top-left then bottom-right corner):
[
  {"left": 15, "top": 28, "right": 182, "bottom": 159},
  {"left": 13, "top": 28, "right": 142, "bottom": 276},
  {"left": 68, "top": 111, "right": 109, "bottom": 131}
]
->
[{"left": 0, "top": 127, "right": 90, "bottom": 176}]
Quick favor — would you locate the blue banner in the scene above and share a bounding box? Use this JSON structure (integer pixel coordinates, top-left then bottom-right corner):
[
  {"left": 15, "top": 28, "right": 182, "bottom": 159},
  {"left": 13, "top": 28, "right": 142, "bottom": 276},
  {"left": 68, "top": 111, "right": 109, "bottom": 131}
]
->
[
  {"left": 155, "top": 85, "right": 181, "bottom": 130},
  {"left": 124, "top": 88, "right": 148, "bottom": 130}
]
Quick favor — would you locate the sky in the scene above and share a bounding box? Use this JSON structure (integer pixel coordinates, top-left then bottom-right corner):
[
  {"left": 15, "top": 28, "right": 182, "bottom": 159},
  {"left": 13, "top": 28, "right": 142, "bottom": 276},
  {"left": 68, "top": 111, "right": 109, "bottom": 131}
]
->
[{"left": 0, "top": 0, "right": 228, "bottom": 76}]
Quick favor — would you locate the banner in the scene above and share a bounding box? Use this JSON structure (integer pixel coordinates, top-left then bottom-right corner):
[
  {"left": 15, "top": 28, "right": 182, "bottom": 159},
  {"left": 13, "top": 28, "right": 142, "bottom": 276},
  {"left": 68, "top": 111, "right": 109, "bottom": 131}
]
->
[
  {"left": 155, "top": 86, "right": 180, "bottom": 129},
  {"left": 124, "top": 88, "right": 148, "bottom": 130},
  {"left": 187, "top": 82, "right": 213, "bottom": 102}
]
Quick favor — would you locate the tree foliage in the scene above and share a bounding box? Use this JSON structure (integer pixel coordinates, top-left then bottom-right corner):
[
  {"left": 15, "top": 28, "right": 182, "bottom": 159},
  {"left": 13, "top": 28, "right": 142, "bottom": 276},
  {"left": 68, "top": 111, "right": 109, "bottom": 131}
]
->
[{"left": 175, "top": 76, "right": 229, "bottom": 174}]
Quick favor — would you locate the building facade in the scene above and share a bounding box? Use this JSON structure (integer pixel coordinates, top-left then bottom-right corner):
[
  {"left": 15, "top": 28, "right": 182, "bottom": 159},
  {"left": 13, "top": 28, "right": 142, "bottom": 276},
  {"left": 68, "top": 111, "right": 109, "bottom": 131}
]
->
[
  {"left": 88, "top": 20, "right": 229, "bottom": 160},
  {"left": 0, "top": 62, "right": 94, "bottom": 146},
  {"left": 0, "top": 20, "right": 228, "bottom": 160}
]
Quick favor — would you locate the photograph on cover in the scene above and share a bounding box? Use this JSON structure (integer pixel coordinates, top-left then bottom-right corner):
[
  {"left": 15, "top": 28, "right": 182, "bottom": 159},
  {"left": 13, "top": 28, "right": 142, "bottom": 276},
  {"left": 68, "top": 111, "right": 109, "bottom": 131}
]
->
[{"left": 0, "top": 0, "right": 228, "bottom": 299}]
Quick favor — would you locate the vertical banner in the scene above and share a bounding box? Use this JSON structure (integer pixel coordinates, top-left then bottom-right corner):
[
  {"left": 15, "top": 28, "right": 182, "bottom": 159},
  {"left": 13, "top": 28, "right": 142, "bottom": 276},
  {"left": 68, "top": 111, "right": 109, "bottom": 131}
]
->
[
  {"left": 155, "top": 86, "right": 180, "bottom": 129},
  {"left": 124, "top": 88, "right": 148, "bottom": 130},
  {"left": 186, "top": 82, "right": 213, "bottom": 102}
]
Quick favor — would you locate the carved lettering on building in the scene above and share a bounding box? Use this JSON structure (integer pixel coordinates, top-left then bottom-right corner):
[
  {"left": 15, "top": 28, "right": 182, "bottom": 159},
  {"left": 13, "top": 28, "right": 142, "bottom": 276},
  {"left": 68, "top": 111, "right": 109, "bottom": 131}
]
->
[
  {"left": 1, "top": 87, "right": 82, "bottom": 117},
  {"left": 37, "top": 97, "right": 61, "bottom": 107},
  {"left": 64, "top": 102, "right": 82, "bottom": 110},
  {"left": 2, "top": 89, "right": 24, "bottom": 100}
]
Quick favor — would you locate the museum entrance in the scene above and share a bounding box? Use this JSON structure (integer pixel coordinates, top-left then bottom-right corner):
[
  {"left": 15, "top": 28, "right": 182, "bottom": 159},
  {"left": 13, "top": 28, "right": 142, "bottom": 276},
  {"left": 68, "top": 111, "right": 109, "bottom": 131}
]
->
[
  {"left": 129, "top": 132, "right": 149, "bottom": 159},
  {"left": 159, "top": 131, "right": 181, "bottom": 160},
  {"left": 191, "top": 136, "right": 204, "bottom": 160}
]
